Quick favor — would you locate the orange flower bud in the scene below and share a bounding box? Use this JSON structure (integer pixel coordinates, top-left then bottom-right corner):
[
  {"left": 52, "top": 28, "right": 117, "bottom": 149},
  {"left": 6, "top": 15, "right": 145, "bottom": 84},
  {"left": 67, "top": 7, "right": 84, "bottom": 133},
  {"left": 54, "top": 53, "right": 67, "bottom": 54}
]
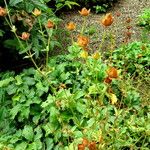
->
[
  {"left": 0, "top": 7, "right": 7, "bottom": 16},
  {"left": 104, "top": 76, "right": 112, "bottom": 84},
  {"left": 80, "top": 51, "right": 88, "bottom": 59},
  {"left": 126, "top": 17, "right": 132, "bottom": 23},
  {"left": 125, "top": 31, "right": 132, "bottom": 38},
  {"left": 78, "top": 144, "right": 85, "bottom": 150},
  {"left": 126, "top": 26, "right": 132, "bottom": 30},
  {"left": 88, "top": 142, "right": 96, "bottom": 150},
  {"left": 107, "top": 67, "right": 118, "bottom": 78},
  {"left": 82, "top": 138, "right": 89, "bottom": 147},
  {"left": 82, "top": 46, "right": 89, "bottom": 51},
  {"left": 77, "top": 35, "right": 89, "bottom": 47},
  {"left": 141, "top": 45, "right": 146, "bottom": 50},
  {"left": 116, "top": 11, "right": 121, "bottom": 17},
  {"left": 92, "top": 51, "right": 101, "bottom": 60},
  {"left": 101, "top": 13, "right": 113, "bottom": 27},
  {"left": 46, "top": 20, "right": 54, "bottom": 29},
  {"left": 66, "top": 22, "right": 76, "bottom": 31},
  {"left": 59, "top": 83, "right": 66, "bottom": 89},
  {"left": 137, "top": 54, "right": 142, "bottom": 58},
  {"left": 79, "top": 8, "right": 90, "bottom": 16},
  {"left": 32, "top": 8, "right": 41, "bottom": 17},
  {"left": 21, "top": 32, "right": 30, "bottom": 40}
]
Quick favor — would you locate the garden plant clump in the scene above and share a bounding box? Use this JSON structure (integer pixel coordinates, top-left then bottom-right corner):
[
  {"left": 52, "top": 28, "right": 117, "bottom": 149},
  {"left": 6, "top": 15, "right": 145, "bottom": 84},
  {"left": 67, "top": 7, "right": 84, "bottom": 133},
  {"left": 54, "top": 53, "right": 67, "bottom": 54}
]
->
[{"left": 0, "top": 0, "right": 150, "bottom": 150}]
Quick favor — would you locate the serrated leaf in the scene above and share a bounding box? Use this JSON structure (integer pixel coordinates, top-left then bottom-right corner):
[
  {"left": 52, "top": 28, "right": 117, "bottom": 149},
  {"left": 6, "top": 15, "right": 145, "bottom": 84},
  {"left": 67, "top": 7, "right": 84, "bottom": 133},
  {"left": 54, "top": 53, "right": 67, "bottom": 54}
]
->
[
  {"left": 46, "top": 138, "right": 54, "bottom": 150},
  {"left": 87, "top": 118, "right": 95, "bottom": 127},
  {"left": 0, "top": 77, "right": 14, "bottom": 87},
  {"left": 31, "top": 0, "right": 48, "bottom": 11},
  {"left": 22, "top": 125, "right": 34, "bottom": 141},
  {"left": 34, "top": 126, "right": 43, "bottom": 140},
  {"left": 15, "top": 142, "right": 27, "bottom": 150},
  {"left": 9, "top": 0, "right": 23, "bottom": 6},
  {"left": 10, "top": 104, "right": 21, "bottom": 119}
]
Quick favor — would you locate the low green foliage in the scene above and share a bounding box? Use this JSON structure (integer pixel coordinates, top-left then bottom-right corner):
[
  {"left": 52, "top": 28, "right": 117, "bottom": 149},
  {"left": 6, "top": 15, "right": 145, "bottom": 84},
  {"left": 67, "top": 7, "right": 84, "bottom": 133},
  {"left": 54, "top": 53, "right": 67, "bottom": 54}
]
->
[
  {"left": 0, "top": 43, "right": 149, "bottom": 149},
  {"left": 138, "top": 8, "right": 150, "bottom": 30},
  {"left": 110, "top": 42, "right": 150, "bottom": 76}
]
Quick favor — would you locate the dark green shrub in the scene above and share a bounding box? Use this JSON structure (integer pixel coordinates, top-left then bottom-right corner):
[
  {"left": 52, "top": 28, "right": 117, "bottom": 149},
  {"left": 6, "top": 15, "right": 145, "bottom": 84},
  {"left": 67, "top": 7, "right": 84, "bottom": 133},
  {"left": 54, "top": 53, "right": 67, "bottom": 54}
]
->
[
  {"left": 72, "top": 0, "right": 118, "bottom": 13},
  {"left": 0, "top": 0, "right": 77, "bottom": 72}
]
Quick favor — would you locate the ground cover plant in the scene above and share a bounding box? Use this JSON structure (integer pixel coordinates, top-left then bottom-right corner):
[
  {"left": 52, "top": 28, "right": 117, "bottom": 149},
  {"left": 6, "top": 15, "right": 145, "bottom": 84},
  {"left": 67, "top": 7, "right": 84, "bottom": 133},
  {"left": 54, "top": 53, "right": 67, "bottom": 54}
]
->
[{"left": 0, "top": 1, "right": 150, "bottom": 150}]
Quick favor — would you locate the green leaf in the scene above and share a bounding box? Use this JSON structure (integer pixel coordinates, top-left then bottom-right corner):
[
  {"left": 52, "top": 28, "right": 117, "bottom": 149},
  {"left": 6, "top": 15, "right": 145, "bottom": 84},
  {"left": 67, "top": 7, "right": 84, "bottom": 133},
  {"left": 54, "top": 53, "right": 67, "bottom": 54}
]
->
[
  {"left": 76, "top": 102, "right": 86, "bottom": 114},
  {"left": 42, "top": 123, "right": 53, "bottom": 136},
  {"left": 64, "top": 1, "right": 79, "bottom": 9},
  {"left": 34, "top": 126, "right": 43, "bottom": 140},
  {"left": 0, "top": 29, "right": 4, "bottom": 37},
  {"left": 15, "top": 142, "right": 28, "bottom": 150},
  {"left": 31, "top": 0, "right": 48, "bottom": 11},
  {"left": 56, "top": 3, "right": 64, "bottom": 9},
  {"left": 9, "top": 0, "right": 23, "bottom": 6},
  {"left": 22, "top": 125, "right": 34, "bottom": 141},
  {"left": 10, "top": 104, "right": 21, "bottom": 119},
  {"left": 87, "top": 118, "right": 95, "bottom": 128},
  {"left": 15, "top": 75, "right": 23, "bottom": 85},
  {"left": 4, "top": 39, "right": 19, "bottom": 49},
  {"left": 46, "top": 138, "right": 54, "bottom": 150},
  {"left": 0, "top": 77, "right": 14, "bottom": 88},
  {"left": 73, "top": 131, "right": 83, "bottom": 138},
  {"left": 19, "top": 44, "right": 32, "bottom": 54},
  {"left": 23, "top": 76, "right": 35, "bottom": 86},
  {"left": 73, "top": 91, "right": 85, "bottom": 100},
  {"left": 6, "top": 83, "right": 19, "bottom": 95}
]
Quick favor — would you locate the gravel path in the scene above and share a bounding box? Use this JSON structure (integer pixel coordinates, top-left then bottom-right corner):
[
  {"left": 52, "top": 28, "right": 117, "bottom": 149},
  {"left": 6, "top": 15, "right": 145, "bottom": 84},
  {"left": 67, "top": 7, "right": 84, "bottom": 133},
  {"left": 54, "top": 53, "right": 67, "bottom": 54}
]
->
[{"left": 60, "top": 0, "right": 150, "bottom": 52}]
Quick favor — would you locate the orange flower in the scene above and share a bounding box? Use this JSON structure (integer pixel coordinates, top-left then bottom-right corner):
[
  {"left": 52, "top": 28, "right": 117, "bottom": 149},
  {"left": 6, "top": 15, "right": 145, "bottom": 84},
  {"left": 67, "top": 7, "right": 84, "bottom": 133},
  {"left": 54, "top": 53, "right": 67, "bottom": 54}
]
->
[
  {"left": 66, "top": 22, "right": 76, "bottom": 31},
  {"left": 32, "top": 8, "right": 41, "bottom": 17},
  {"left": 107, "top": 67, "right": 118, "bottom": 78},
  {"left": 92, "top": 51, "right": 101, "bottom": 60},
  {"left": 79, "top": 8, "right": 90, "bottom": 16},
  {"left": 101, "top": 13, "right": 113, "bottom": 27},
  {"left": 46, "top": 20, "right": 54, "bottom": 28},
  {"left": 77, "top": 35, "right": 89, "bottom": 47},
  {"left": 20, "top": 32, "right": 30, "bottom": 40},
  {"left": 0, "top": 7, "right": 7, "bottom": 16}
]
